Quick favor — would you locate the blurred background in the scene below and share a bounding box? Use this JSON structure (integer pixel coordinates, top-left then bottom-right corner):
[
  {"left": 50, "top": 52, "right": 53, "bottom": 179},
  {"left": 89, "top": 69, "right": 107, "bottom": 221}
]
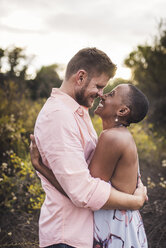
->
[{"left": 0, "top": 0, "right": 166, "bottom": 247}]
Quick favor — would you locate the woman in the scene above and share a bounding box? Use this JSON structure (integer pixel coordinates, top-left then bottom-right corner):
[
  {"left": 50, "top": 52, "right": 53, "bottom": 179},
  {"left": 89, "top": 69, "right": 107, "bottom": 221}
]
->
[
  {"left": 90, "top": 83, "right": 148, "bottom": 248},
  {"left": 30, "top": 83, "right": 148, "bottom": 248}
]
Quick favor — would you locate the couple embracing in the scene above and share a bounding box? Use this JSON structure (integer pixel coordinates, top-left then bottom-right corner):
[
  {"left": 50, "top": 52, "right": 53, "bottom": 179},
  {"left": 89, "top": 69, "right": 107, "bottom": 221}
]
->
[{"left": 30, "top": 47, "right": 148, "bottom": 248}]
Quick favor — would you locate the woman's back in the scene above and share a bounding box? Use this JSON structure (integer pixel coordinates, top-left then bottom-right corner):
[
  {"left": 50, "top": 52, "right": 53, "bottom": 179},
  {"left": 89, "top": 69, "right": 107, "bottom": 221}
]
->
[{"left": 91, "top": 127, "right": 148, "bottom": 248}]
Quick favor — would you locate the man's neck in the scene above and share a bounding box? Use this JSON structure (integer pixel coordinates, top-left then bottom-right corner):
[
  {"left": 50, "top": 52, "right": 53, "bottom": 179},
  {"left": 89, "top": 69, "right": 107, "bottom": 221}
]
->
[{"left": 60, "top": 80, "right": 75, "bottom": 100}]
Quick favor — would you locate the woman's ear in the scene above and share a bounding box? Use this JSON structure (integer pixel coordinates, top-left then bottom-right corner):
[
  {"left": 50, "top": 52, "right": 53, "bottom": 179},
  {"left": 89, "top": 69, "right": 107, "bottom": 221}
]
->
[{"left": 117, "top": 105, "right": 130, "bottom": 117}]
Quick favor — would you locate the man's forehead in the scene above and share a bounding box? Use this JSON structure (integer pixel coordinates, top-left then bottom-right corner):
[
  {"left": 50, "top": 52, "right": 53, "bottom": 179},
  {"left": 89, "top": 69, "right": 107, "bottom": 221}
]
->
[{"left": 90, "top": 73, "right": 109, "bottom": 86}]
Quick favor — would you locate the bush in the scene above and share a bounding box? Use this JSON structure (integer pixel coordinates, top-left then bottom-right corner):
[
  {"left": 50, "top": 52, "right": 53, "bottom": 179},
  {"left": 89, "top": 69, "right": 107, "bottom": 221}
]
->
[
  {"left": 0, "top": 151, "right": 45, "bottom": 212},
  {"left": 0, "top": 81, "right": 45, "bottom": 212}
]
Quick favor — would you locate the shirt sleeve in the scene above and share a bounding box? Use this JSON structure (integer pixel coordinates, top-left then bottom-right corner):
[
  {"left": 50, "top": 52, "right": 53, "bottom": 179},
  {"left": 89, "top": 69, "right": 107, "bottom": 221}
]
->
[{"left": 35, "top": 109, "right": 111, "bottom": 211}]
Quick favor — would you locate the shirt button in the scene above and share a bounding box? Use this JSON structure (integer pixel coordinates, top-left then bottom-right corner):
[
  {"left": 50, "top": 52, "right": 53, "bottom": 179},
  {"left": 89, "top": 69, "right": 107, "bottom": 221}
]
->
[{"left": 77, "top": 107, "right": 84, "bottom": 116}]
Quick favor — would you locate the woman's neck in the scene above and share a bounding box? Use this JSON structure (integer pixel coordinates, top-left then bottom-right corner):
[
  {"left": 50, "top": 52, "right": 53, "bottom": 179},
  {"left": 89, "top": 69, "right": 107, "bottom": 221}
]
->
[{"left": 102, "top": 119, "right": 127, "bottom": 130}]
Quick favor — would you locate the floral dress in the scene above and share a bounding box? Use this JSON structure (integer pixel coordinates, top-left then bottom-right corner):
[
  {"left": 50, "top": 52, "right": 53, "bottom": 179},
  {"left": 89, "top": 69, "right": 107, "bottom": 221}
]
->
[
  {"left": 94, "top": 208, "right": 147, "bottom": 248},
  {"left": 93, "top": 176, "right": 148, "bottom": 248}
]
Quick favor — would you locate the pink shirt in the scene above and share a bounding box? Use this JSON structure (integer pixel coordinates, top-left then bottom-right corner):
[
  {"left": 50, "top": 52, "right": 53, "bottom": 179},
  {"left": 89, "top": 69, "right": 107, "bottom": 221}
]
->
[{"left": 34, "top": 88, "right": 111, "bottom": 248}]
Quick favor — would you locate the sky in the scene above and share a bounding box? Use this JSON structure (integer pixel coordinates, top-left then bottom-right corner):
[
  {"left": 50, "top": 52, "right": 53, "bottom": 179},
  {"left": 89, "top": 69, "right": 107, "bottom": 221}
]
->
[{"left": 0, "top": 0, "right": 166, "bottom": 79}]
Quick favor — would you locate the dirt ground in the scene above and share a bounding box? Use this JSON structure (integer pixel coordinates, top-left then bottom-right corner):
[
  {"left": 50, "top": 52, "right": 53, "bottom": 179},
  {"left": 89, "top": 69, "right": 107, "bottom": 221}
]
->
[
  {"left": 0, "top": 187, "right": 166, "bottom": 248},
  {"left": 141, "top": 186, "right": 166, "bottom": 247}
]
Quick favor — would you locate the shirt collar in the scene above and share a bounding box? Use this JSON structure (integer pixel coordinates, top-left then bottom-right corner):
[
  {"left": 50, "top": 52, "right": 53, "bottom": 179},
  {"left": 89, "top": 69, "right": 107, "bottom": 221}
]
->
[{"left": 51, "top": 88, "right": 88, "bottom": 116}]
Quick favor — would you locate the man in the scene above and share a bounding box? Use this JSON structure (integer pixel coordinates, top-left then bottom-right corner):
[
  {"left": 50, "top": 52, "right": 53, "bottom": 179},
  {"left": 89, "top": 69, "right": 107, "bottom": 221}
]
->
[{"left": 32, "top": 48, "right": 147, "bottom": 248}]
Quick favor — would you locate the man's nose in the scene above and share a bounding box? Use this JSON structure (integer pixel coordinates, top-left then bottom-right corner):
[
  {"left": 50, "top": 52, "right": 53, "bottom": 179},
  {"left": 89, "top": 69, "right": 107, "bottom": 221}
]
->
[
  {"left": 100, "top": 93, "right": 108, "bottom": 101},
  {"left": 97, "top": 89, "right": 103, "bottom": 97}
]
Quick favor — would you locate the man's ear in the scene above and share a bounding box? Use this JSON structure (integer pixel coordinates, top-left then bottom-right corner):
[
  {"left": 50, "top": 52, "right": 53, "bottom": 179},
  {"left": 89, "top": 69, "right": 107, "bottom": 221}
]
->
[
  {"left": 117, "top": 105, "right": 130, "bottom": 117},
  {"left": 76, "top": 70, "right": 87, "bottom": 85}
]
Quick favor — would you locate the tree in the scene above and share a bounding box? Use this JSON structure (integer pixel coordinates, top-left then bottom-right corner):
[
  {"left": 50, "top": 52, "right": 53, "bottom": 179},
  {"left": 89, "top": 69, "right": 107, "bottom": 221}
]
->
[
  {"left": 0, "top": 46, "right": 63, "bottom": 212},
  {"left": 124, "top": 21, "right": 166, "bottom": 134},
  {"left": 0, "top": 46, "right": 33, "bottom": 98},
  {"left": 29, "top": 64, "right": 62, "bottom": 99}
]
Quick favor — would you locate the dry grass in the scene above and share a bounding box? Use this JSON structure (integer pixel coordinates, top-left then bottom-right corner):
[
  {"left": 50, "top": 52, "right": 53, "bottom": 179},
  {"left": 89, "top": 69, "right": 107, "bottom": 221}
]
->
[
  {"left": 0, "top": 210, "right": 39, "bottom": 248},
  {"left": 141, "top": 186, "right": 166, "bottom": 248}
]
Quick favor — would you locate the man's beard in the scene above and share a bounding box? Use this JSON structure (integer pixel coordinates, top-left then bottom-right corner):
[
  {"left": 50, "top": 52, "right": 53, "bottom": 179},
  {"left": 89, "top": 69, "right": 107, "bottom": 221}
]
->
[
  {"left": 75, "top": 78, "right": 93, "bottom": 107},
  {"left": 75, "top": 86, "right": 90, "bottom": 107}
]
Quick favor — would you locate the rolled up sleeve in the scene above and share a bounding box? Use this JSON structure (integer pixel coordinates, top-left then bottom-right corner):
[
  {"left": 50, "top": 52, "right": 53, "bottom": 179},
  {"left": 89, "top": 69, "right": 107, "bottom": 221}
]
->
[{"left": 35, "top": 109, "right": 111, "bottom": 211}]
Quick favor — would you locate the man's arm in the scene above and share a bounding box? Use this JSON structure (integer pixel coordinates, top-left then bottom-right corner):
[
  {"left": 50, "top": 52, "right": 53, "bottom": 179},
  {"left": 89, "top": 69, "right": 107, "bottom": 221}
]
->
[
  {"left": 34, "top": 109, "right": 110, "bottom": 211},
  {"left": 30, "top": 132, "right": 147, "bottom": 210},
  {"left": 103, "top": 180, "right": 147, "bottom": 210}
]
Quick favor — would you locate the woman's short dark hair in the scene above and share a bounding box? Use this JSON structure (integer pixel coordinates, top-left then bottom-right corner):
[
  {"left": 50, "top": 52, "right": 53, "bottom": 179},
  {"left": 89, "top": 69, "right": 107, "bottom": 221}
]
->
[
  {"left": 126, "top": 84, "right": 149, "bottom": 124},
  {"left": 65, "top": 47, "right": 117, "bottom": 80}
]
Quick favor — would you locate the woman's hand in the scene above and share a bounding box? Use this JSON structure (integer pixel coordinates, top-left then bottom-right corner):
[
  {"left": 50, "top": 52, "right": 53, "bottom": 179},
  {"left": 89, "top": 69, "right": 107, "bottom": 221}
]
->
[
  {"left": 102, "top": 179, "right": 148, "bottom": 211},
  {"left": 29, "top": 134, "right": 42, "bottom": 171},
  {"left": 29, "top": 134, "right": 68, "bottom": 197},
  {"left": 133, "top": 178, "right": 148, "bottom": 208}
]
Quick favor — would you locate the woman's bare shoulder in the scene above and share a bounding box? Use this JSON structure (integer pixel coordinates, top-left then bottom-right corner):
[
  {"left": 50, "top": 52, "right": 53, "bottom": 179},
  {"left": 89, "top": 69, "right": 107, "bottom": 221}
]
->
[{"left": 99, "top": 128, "right": 133, "bottom": 146}]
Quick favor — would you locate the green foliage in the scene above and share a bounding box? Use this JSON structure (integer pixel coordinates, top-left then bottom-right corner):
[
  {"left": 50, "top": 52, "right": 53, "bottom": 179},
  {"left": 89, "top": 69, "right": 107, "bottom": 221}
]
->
[
  {"left": 129, "top": 123, "right": 160, "bottom": 166},
  {"left": 29, "top": 64, "right": 62, "bottom": 99},
  {"left": 5, "top": 46, "right": 30, "bottom": 79},
  {"left": 0, "top": 46, "right": 34, "bottom": 98},
  {"left": 0, "top": 80, "right": 45, "bottom": 211},
  {"left": 0, "top": 151, "right": 44, "bottom": 211},
  {"left": 0, "top": 80, "right": 45, "bottom": 158},
  {"left": 124, "top": 21, "right": 166, "bottom": 134},
  {"left": 91, "top": 115, "right": 102, "bottom": 136},
  {"left": 0, "top": 46, "right": 64, "bottom": 212},
  {"left": 0, "top": 47, "right": 48, "bottom": 211},
  {"left": 0, "top": 46, "right": 62, "bottom": 101}
]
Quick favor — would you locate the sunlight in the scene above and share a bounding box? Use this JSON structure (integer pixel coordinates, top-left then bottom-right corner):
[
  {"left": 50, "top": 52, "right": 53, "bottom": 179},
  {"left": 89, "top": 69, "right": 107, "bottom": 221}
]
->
[{"left": 115, "top": 67, "right": 131, "bottom": 80}]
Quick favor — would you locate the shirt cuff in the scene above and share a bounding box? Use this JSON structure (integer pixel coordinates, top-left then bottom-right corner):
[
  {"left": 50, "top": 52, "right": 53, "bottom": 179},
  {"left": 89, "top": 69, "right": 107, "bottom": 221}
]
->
[{"left": 86, "top": 180, "right": 111, "bottom": 211}]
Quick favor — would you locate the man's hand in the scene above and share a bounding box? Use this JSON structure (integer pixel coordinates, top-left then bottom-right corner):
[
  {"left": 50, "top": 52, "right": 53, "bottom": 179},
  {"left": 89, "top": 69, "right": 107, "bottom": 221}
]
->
[{"left": 29, "top": 134, "right": 42, "bottom": 171}]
